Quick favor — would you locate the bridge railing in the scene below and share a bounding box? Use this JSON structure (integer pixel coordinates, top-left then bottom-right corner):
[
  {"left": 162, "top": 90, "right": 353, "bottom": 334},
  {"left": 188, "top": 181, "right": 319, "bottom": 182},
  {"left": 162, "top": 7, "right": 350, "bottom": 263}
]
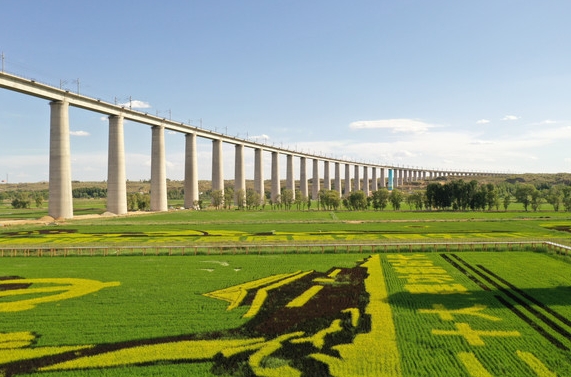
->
[{"left": 1, "top": 240, "right": 569, "bottom": 257}]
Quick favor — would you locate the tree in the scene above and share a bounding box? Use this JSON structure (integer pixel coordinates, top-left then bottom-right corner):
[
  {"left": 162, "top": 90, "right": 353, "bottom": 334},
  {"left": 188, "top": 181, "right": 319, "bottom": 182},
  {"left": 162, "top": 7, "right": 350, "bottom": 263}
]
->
[
  {"left": 562, "top": 186, "right": 571, "bottom": 212},
  {"left": 210, "top": 190, "right": 224, "bottom": 209},
  {"left": 502, "top": 193, "right": 512, "bottom": 211},
  {"left": 294, "top": 190, "right": 306, "bottom": 210},
  {"left": 389, "top": 189, "right": 404, "bottom": 210},
  {"left": 245, "top": 189, "right": 261, "bottom": 210},
  {"left": 372, "top": 188, "right": 390, "bottom": 211},
  {"left": 514, "top": 184, "right": 536, "bottom": 211},
  {"left": 223, "top": 187, "right": 234, "bottom": 210},
  {"left": 347, "top": 191, "right": 367, "bottom": 210},
  {"left": 281, "top": 189, "right": 294, "bottom": 210},
  {"left": 407, "top": 191, "right": 424, "bottom": 210},
  {"left": 319, "top": 190, "right": 341, "bottom": 210},
  {"left": 530, "top": 189, "right": 543, "bottom": 212},
  {"left": 12, "top": 192, "right": 32, "bottom": 208},
  {"left": 235, "top": 188, "right": 246, "bottom": 210},
  {"left": 545, "top": 185, "right": 562, "bottom": 211}
]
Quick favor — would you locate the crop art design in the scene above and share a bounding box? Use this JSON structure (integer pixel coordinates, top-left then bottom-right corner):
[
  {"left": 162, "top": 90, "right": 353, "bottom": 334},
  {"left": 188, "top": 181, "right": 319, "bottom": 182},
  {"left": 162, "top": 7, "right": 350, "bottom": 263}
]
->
[{"left": 0, "top": 255, "right": 401, "bottom": 376}]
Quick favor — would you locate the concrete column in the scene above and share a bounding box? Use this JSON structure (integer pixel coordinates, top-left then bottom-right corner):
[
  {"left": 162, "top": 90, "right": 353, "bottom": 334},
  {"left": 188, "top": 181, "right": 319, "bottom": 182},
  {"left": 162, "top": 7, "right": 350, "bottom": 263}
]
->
[
  {"left": 300, "top": 157, "right": 308, "bottom": 199},
  {"left": 344, "top": 163, "right": 351, "bottom": 196},
  {"left": 212, "top": 139, "right": 224, "bottom": 193},
  {"left": 48, "top": 100, "right": 73, "bottom": 219},
  {"left": 254, "top": 148, "right": 264, "bottom": 204},
  {"left": 150, "top": 125, "right": 167, "bottom": 211},
  {"left": 399, "top": 169, "right": 404, "bottom": 186},
  {"left": 363, "top": 166, "right": 369, "bottom": 196},
  {"left": 323, "top": 160, "right": 330, "bottom": 190},
  {"left": 354, "top": 164, "right": 360, "bottom": 192},
  {"left": 286, "top": 154, "right": 295, "bottom": 199},
  {"left": 107, "top": 115, "right": 127, "bottom": 215},
  {"left": 334, "top": 162, "right": 341, "bottom": 196},
  {"left": 371, "top": 166, "right": 378, "bottom": 192},
  {"left": 184, "top": 133, "right": 199, "bottom": 208},
  {"left": 234, "top": 144, "right": 245, "bottom": 205},
  {"left": 380, "top": 167, "right": 386, "bottom": 188},
  {"left": 271, "top": 151, "right": 280, "bottom": 203},
  {"left": 312, "top": 159, "right": 320, "bottom": 200}
]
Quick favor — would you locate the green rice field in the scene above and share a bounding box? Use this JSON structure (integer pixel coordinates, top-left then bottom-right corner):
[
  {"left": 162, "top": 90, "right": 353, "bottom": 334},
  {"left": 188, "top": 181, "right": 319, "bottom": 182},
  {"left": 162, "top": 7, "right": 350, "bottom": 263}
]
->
[{"left": 1, "top": 251, "right": 570, "bottom": 376}]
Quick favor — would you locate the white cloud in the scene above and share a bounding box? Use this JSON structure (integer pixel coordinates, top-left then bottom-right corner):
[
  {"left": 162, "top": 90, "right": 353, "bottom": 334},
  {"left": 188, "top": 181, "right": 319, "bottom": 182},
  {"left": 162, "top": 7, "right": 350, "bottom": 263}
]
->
[
  {"left": 70, "top": 130, "right": 90, "bottom": 136},
  {"left": 249, "top": 134, "right": 270, "bottom": 141},
  {"left": 476, "top": 119, "right": 490, "bottom": 124},
  {"left": 118, "top": 100, "right": 151, "bottom": 109},
  {"left": 349, "top": 119, "right": 435, "bottom": 134},
  {"left": 502, "top": 115, "right": 520, "bottom": 121}
]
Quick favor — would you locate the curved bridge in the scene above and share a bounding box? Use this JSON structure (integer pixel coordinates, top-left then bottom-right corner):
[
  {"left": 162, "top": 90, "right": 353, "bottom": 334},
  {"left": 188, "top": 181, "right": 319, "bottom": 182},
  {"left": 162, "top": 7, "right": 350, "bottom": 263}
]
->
[{"left": 0, "top": 71, "right": 500, "bottom": 218}]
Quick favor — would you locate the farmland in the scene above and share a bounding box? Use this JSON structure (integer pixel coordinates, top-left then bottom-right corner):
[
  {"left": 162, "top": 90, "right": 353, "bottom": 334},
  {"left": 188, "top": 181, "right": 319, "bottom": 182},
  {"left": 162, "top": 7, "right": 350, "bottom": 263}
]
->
[
  {"left": 1, "top": 192, "right": 571, "bottom": 376},
  {"left": 1, "top": 252, "right": 570, "bottom": 376}
]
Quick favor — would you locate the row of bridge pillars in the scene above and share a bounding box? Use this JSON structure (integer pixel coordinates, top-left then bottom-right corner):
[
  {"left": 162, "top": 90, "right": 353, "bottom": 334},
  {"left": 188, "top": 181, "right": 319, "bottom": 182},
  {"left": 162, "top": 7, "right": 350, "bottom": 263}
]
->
[{"left": 47, "top": 100, "right": 476, "bottom": 219}]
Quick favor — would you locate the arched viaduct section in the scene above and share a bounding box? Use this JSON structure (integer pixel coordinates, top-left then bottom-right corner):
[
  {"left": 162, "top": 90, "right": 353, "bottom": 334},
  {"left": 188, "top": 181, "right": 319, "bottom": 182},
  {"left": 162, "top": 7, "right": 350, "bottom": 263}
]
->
[{"left": 0, "top": 71, "right": 499, "bottom": 218}]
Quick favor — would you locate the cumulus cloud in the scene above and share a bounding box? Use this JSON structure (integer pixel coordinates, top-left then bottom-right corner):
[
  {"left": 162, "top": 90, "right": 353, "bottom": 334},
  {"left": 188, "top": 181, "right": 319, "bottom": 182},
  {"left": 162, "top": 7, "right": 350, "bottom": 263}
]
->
[
  {"left": 118, "top": 100, "right": 151, "bottom": 109},
  {"left": 476, "top": 119, "right": 490, "bottom": 124},
  {"left": 502, "top": 115, "right": 520, "bottom": 121},
  {"left": 349, "top": 119, "right": 435, "bottom": 134},
  {"left": 70, "top": 130, "right": 90, "bottom": 136}
]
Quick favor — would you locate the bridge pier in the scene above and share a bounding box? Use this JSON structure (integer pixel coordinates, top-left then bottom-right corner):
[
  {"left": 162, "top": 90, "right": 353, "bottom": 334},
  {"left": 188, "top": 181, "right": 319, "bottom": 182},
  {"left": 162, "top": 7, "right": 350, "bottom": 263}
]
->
[
  {"left": 184, "top": 133, "right": 199, "bottom": 208},
  {"left": 344, "top": 163, "right": 351, "bottom": 197},
  {"left": 150, "top": 125, "right": 167, "bottom": 211},
  {"left": 271, "top": 151, "right": 280, "bottom": 203},
  {"left": 300, "top": 157, "right": 308, "bottom": 199},
  {"left": 312, "top": 158, "right": 319, "bottom": 200},
  {"left": 212, "top": 139, "right": 224, "bottom": 193},
  {"left": 334, "top": 162, "right": 341, "bottom": 196},
  {"left": 371, "top": 167, "right": 378, "bottom": 192},
  {"left": 234, "top": 144, "right": 245, "bottom": 205},
  {"left": 353, "top": 164, "right": 360, "bottom": 192},
  {"left": 286, "top": 154, "right": 295, "bottom": 198},
  {"left": 323, "top": 160, "right": 330, "bottom": 190},
  {"left": 48, "top": 100, "right": 73, "bottom": 219},
  {"left": 363, "top": 166, "right": 369, "bottom": 196},
  {"left": 254, "top": 148, "right": 264, "bottom": 204},
  {"left": 380, "top": 167, "right": 386, "bottom": 188},
  {"left": 107, "top": 115, "right": 127, "bottom": 215}
]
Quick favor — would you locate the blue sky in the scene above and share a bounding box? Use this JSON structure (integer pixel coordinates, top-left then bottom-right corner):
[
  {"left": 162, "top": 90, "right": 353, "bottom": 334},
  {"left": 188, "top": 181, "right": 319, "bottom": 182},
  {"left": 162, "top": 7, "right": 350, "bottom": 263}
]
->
[{"left": 1, "top": 0, "right": 571, "bottom": 183}]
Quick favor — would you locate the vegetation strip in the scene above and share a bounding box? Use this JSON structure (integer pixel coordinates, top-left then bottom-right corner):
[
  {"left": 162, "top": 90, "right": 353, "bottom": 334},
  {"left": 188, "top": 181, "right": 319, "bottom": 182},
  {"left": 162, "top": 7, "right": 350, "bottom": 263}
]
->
[
  {"left": 494, "top": 295, "right": 568, "bottom": 351},
  {"left": 476, "top": 264, "right": 571, "bottom": 328},
  {"left": 439, "top": 254, "right": 491, "bottom": 291},
  {"left": 449, "top": 254, "right": 571, "bottom": 346}
]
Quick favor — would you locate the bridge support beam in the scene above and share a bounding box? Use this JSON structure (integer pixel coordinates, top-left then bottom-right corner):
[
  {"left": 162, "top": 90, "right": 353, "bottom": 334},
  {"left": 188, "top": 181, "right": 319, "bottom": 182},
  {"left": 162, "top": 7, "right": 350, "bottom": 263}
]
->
[
  {"left": 363, "top": 166, "right": 369, "bottom": 197},
  {"left": 271, "top": 151, "right": 280, "bottom": 203},
  {"left": 212, "top": 139, "right": 224, "bottom": 193},
  {"left": 300, "top": 157, "right": 308, "bottom": 199},
  {"left": 354, "top": 164, "right": 360, "bottom": 192},
  {"left": 312, "top": 159, "right": 319, "bottom": 200},
  {"left": 234, "top": 144, "right": 245, "bottom": 205},
  {"left": 48, "top": 100, "right": 73, "bottom": 219},
  {"left": 323, "top": 160, "right": 330, "bottom": 190},
  {"left": 107, "top": 115, "right": 127, "bottom": 215},
  {"left": 254, "top": 148, "right": 264, "bottom": 204},
  {"left": 371, "top": 166, "right": 378, "bottom": 192},
  {"left": 344, "top": 163, "right": 351, "bottom": 197},
  {"left": 150, "top": 125, "right": 167, "bottom": 211},
  {"left": 184, "top": 133, "right": 199, "bottom": 208},
  {"left": 286, "top": 154, "right": 295, "bottom": 199},
  {"left": 334, "top": 162, "right": 341, "bottom": 196}
]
